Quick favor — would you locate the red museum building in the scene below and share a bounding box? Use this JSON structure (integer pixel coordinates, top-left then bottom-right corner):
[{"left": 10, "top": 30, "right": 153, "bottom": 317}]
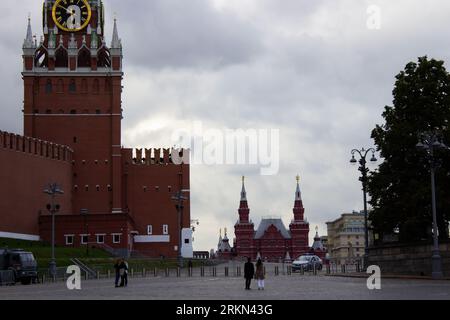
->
[{"left": 220, "top": 177, "right": 325, "bottom": 262}]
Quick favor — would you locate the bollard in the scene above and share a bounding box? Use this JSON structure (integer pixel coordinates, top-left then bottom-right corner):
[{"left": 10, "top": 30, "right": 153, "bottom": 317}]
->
[
  {"left": 165, "top": 268, "right": 169, "bottom": 277},
  {"left": 131, "top": 269, "right": 134, "bottom": 278},
  {"left": 287, "top": 266, "right": 291, "bottom": 276},
  {"left": 201, "top": 266, "right": 205, "bottom": 277},
  {"left": 97, "top": 271, "right": 100, "bottom": 280},
  {"left": 177, "top": 268, "right": 181, "bottom": 278},
  {"left": 188, "top": 267, "right": 193, "bottom": 277},
  {"left": 300, "top": 266, "right": 305, "bottom": 276},
  {"left": 225, "top": 267, "right": 229, "bottom": 277},
  {"left": 108, "top": 270, "right": 111, "bottom": 279},
  {"left": 213, "top": 267, "right": 217, "bottom": 277},
  {"left": 154, "top": 267, "right": 158, "bottom": 277},
  {"left": 42, "top": 274, "right": 45, "bottom": 284},
  {"left": 143, "top": 268, "right": 146, "bottom": 278},
  {"left": 342, "top": 265, "right": 346, "bottom": 274},
  {"left": 275, "top": 266, "right": 279, "bottom": 276}
]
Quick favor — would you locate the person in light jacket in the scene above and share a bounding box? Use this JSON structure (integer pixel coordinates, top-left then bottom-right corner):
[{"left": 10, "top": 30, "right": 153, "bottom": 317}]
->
[{"left": 255, "top": 259, "right": 265, "bottom": 290}]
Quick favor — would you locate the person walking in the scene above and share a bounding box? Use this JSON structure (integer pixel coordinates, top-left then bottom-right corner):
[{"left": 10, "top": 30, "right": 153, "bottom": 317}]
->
[
  {"left": 114, "top": 259, "right": 121, "bottom": 288},
  {"left": 244, "top": 257, "right": 255, "bottom": 290},
  {"left": 119, "top": 258, "right": 128, "bottom": 287},
  {"left": 255, "top": 259, "right": 265, "bottom": 290}
]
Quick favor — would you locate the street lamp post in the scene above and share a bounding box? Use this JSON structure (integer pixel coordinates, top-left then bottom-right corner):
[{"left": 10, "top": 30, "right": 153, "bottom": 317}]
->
[
  {"left": 44, "top": 183, "right": 64, "bottom": 278},
  {"left": 172, "top": 190, "right": 189, "bottom": 268},
  {"left": 350, "top": 148, "right": 377, "bottom": 269},
  {"left": 417, "top": 132, "right": 448, "bottom": 280}
]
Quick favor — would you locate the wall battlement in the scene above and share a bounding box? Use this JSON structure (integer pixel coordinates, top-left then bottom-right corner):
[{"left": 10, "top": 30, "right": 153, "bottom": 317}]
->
[
  {"left": 122, "top": 148, "right": 189, "bottom": 166},
  {"left": 0, "top": 130, "right": 73, "bottom": 162}
]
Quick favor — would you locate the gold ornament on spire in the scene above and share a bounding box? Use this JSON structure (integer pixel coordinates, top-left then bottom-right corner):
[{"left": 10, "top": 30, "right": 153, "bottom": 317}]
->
[{"left": 296, "top": 175, "right": 300, "bottom": 183}]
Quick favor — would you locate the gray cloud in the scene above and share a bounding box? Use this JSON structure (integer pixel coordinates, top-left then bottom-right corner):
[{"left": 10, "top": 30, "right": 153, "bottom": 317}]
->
[{"left": 2, "top": 0, "right": 450, "bottom": 250}]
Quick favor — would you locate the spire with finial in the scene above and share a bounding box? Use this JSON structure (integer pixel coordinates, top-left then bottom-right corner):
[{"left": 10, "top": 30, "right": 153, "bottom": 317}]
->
[
  {"left": 111, "top": 15, "right": 122, "bottom": 49},
  {"left": 295, "top": 175, "right": 302, "bottom": 201},
  {"left": 241, "top": 176, "right": 247, "bottom": 201},
  {"left": 238, "top": 176, "right": 250, "bottom": 223},
  {"left": 23, "top": 15, "right": 34, "bottom": 49},
  {"left": 292, "top": 175, "right": 305, "bottom": 222}
]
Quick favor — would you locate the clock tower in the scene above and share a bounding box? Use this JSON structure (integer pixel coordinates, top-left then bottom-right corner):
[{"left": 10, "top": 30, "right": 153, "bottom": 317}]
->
[{"left": 22, "top": 0, "right": 123, "bottom": 215}]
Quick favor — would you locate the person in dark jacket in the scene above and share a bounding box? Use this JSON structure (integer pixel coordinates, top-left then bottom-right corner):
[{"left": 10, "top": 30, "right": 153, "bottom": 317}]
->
[
  {"left": 244, "top": 257, "right": 255, "bottom": 290},
  {"left": 119, "top": 258, "right": 128, "bottom": 287}
]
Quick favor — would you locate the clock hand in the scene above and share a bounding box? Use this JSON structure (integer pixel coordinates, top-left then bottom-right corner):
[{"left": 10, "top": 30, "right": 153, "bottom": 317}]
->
[{"left": 57, "top": 4, "right": 72, "bottom": 14}]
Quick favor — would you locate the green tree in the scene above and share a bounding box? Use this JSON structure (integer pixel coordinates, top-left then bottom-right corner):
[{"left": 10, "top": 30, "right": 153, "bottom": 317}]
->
[{"left": 368, "top": 56, "right": 450, "bottom": 243}]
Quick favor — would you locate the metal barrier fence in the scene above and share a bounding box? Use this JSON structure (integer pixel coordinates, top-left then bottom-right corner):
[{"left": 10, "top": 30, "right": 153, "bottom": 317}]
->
[
  {"left": 30, "top": 263, "right": 364, "bottom": 285},
  {"left": 0, "top": 270, "right": 15, "bottom": 286}
]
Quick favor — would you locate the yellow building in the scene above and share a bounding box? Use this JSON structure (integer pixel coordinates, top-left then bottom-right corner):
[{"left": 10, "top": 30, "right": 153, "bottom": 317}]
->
[{"left": 326, "top": 211, "right": 369, "bottom": 265}]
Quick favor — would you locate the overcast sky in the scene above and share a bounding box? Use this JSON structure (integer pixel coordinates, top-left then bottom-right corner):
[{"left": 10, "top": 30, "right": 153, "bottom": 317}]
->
[{"left": 2, "top": 0, "right": 450, "bottom": 252}]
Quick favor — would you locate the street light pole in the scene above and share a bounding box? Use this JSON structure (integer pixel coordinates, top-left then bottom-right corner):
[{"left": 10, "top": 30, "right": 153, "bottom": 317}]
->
[
  {"left": 172, "top": 190, "right": 188, "bottom": 268},
  {"left": 44, "top": 183, "right": 64, "bottom": 278},
  {"left": 350, "top": 148, "right": 377, "bottom": 269},
  {"left": 417, "top": 132, "right": 447, "bottom": 280}
]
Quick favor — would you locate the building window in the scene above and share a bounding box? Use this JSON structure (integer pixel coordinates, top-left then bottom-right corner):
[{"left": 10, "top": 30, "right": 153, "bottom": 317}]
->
[
  {"left": 163, "top": 225, "right": 169, "bottom": 235},
  {"left": 113, "top": 234, "right": 121, "bottom": 244},
  {"left": 65, "top": 235, "right": 74, "bottom": 246},
  {"left": 45, "top": 80, "right": 52, "bottom": 93},
  {"left": 147, "top": 225, "right": 153, "bottom": 235},
  {"left": 96, "top": 234, "right": 105, "bottom": 244},
  {"left": 69, "top": 79, "right": 76, "bottom": 92},
  {"left": 185, "top": 239, "right": 190, "bottom": 244},
  {"left": 81, "top": 235, "right": 89, "bottom": 245}
]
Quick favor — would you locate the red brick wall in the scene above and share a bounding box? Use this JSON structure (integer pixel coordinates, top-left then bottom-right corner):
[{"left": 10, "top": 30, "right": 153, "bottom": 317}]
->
[
  {"left": 23, "top": 75, "right": 123, "bottom": 215},
  {"left": 0, "top": 131, "right": 73, "bottom": 237},
  {"left": 122, "top": 148, "right": 190, "bottom": 258}
]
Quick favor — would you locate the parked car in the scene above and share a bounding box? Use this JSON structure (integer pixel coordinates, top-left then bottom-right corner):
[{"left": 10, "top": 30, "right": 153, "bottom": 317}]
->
[
  {"left": 0, "top": 249, "right": 38, "bottom": 285},
  {"left": 292, "top": 255, "right": 323, "bottom": 272}
]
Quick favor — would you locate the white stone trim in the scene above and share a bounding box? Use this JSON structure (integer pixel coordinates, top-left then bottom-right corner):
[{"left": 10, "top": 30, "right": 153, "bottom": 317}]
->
[
  {"left": 24, "top": 114, "right": 122, "bottom": 117},
  {"left": 134, "top": 235, "right": 170, "bottom": 243},
  {"left": 0, "top": 231, "right": 40, "bottom": 242}
]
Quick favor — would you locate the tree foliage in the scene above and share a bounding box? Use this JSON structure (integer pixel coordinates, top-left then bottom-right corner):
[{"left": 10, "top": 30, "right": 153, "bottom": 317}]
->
[{"left": 368, "top": 57, "right": 450, "bottom": 243}]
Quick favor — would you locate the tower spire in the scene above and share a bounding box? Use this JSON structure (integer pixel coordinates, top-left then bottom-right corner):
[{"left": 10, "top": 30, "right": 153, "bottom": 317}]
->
[
  {"left": 292, "top": 175, "right": 305, "bottom": 222},
  {"left": 23, "top": 16, "right": 34, "bottom": 49},
  {"left": 111, "top": 16, "right": 122, "bottom": 49},
  {"left": 241, "top": 176, "right": 247, "bottom": 201},
  {"left": 295, "top": 175, "right": 302, "bottom": 201},
  {"left": 238, "top": 176, "right": 250, "bottom": 223}
]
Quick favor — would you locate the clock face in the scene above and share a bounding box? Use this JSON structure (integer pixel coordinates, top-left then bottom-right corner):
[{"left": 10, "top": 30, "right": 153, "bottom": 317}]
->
[{"left": 52, "top": 0, "right": 92, "bottom": 32}]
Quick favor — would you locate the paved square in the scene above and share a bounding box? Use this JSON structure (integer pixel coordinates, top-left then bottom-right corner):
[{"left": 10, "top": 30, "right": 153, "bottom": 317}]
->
[{"left": 0, "top": 274, "right": 449, "bottom": 300}]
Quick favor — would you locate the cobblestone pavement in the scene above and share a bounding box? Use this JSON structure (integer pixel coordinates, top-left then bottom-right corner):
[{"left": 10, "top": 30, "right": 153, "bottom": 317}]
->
[{"left": 0, "top": 274, "right": 449, "bottom": 300}]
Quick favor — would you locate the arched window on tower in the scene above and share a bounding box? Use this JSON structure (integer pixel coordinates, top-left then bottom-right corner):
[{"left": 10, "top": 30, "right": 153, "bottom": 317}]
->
[
  {"left": 97, "top": 49, "right": 111, "bottom": 68},
  {"left": 35, "top": 47, "right": 48, "bottom": 68},
  {"left": 45, "top": 80, "right": 53, "bottom": 94},
  {"left": 77, "top": 47, "right": 91, "bottom": 68},
  {"left": 55, "top": 48, "right": 68, "bottom": 68},
  {"left": 69, "top": 79, "right": 76, "bottom": 93}
]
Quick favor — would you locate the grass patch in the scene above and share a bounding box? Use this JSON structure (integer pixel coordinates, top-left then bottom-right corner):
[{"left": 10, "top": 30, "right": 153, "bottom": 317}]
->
[{"left": 0, "top": 238, "right": 111, "bottom": 268}]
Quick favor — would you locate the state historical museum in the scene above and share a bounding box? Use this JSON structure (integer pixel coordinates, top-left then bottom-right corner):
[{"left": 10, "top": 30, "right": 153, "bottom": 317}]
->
[
  {"left": 233, "top": 177, "right": 312, "bottom": 261},
  {"left": 0, "top": 1, "right": 191, "bottom": 258}
]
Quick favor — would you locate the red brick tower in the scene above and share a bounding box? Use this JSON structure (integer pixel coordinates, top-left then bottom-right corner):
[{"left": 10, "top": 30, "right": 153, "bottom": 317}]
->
[
  {"left": 234, "top": 177, "right": 255, "bottom": 259},
  {"left": 289, "top": 176, "right": 310, "bottom": 259},
  {"left": 22, "top": 0, "right": 123, "bottom": 215}
]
